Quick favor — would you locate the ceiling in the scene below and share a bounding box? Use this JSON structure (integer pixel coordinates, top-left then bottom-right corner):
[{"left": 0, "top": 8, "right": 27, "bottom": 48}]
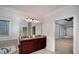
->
[
  {"left": 0, "top": 5, "right": 64, "bottom": 18},
  {"left": 56, "top": 19, "right": 73, "bottom": 27}
]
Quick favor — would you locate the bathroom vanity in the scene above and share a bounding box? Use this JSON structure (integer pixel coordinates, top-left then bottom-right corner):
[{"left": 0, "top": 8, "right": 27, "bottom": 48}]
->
[{"left": 19, "top": 36, "right": 46, "bottom": 54}]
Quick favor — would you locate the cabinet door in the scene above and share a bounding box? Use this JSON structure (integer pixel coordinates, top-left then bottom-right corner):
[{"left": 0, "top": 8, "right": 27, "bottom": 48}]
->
[
  {"left": 21, "top": 40, "right": 34, "bottom": 54},
  {"left": 33, "top": 39, "right": 46, "bottom": 51},
  {"left": 22, "top": 45, "right": 33, "bottom": 53},
  {"left": 41, "top": 39, "right": 46, "bottom": 48},
  {"left": 32, "top": 39, "right": 40, "bottom": 51},
  {"left": 37, "top": 39, "right": 46, "bottom": 49}
]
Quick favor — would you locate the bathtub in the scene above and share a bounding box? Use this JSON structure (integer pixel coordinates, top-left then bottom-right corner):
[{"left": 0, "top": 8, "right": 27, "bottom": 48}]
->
[{"left": 0, "top": 46, "right": 18, "bottom": 54}]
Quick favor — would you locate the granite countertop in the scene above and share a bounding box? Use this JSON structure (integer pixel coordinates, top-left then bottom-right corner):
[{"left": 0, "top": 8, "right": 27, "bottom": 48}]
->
[{"left": 20, "top": 36, "right": 46, "bottom": 41}]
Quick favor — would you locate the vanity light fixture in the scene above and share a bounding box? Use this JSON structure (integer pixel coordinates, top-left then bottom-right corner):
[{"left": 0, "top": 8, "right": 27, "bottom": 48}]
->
[{"left": 26, "top": 17, "right": 39, "bottom": 23}]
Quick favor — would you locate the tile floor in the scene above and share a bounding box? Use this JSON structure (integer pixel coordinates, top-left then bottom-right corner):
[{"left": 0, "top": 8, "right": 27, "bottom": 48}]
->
[{"left": 31, "top": 49, "right": 55, "bottom": 54}]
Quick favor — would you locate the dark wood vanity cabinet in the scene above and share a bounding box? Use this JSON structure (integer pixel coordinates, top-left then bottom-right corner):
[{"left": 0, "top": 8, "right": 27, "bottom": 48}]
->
[{"left": 19, "top": 37, "right": 46, "bottom": 54}]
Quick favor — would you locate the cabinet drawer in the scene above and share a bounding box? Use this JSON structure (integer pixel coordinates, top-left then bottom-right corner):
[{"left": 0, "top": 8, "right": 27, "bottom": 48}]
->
[{"left": 21, "top": 40, "right": 33, "bottom": 45}]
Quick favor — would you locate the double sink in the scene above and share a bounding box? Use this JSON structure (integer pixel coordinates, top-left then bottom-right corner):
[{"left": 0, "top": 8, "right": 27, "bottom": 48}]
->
[{"left": 20, "top": 35, "right": 46, "bottom": 41}]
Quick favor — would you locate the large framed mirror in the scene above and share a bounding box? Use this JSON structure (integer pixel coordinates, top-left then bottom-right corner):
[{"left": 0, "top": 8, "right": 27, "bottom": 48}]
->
[{"left": 19, "top": 19, "right": 42, "bottom": 38}]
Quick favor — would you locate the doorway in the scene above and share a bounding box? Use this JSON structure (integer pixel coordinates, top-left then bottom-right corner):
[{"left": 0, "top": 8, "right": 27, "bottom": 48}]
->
[{"left": 55, "top": 17, "right": 73, "bottom": 54}]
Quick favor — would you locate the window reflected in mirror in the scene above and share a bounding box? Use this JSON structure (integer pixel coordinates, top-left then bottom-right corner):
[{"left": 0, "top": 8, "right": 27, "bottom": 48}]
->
[
  {"left": 32, "top": 26, "right": 36, "bottom": 35},
  {"left": 22, "top": 27, "right": 27, "bottom": 37}
]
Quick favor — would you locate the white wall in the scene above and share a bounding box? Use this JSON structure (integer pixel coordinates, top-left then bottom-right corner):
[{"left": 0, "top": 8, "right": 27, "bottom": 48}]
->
[
  {"left": 42, "top": 19, "right": 55, "bottom": 52},
  {"left": 42, "top": 6, "right": 78, "bottom": 53},
  {"left": 0, "top": 7, "right": 27, "bottom": 41},
  {"left": 74, "top": 15, "right": 79, "bottom": 54}
]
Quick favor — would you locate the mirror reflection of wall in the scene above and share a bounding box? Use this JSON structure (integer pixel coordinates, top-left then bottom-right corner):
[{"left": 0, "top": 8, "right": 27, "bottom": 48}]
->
[{"left": 28, "top": 22, "right": 32, "bottom": 36}]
